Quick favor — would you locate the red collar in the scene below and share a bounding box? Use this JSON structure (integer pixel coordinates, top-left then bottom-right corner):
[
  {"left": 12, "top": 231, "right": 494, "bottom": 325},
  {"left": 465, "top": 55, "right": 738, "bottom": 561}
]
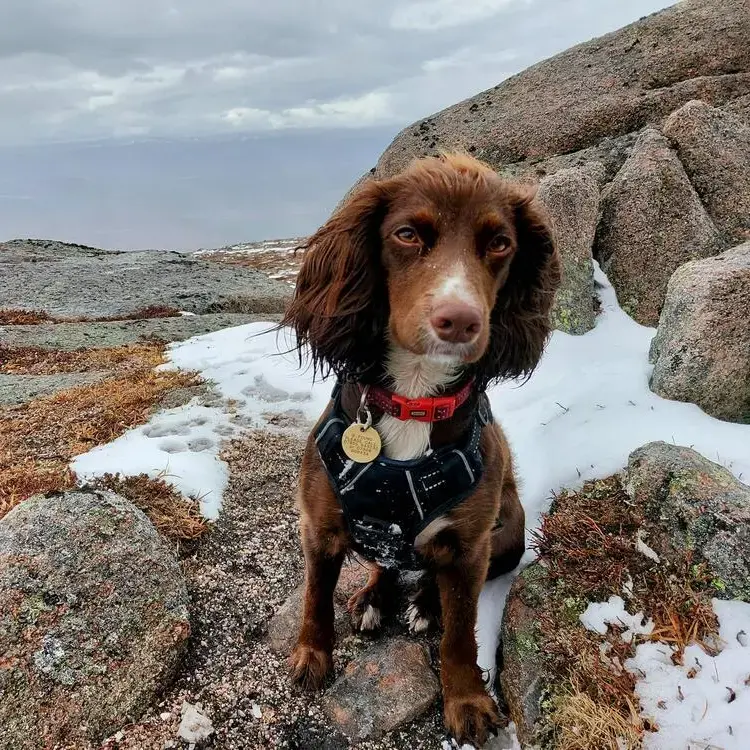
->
[{"left": 364, "top": 378, "right": 475, "bottom": 423}]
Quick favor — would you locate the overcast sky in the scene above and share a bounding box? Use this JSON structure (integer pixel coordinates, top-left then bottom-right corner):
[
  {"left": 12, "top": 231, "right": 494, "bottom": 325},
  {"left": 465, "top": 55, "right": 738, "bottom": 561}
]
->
[{"left": 0, "top": 0, "right": 675, "bottom": 248}]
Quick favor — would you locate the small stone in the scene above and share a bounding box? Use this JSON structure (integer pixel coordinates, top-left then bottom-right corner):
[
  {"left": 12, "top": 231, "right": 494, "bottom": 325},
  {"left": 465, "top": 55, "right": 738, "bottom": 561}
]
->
[
  {"left": 322, "top": 638, "right": 440, "bottom": 740},
  {"left": 266, "top": 584, "right": 304, "bottom": 654},
  {"left": 160, "top": 712, "right": 173, "bottom": 722},
  {"left": 267, "top": 561, "right": 368, "bottom": 654},
  {"left": 333, "top": 558, "right": 370, "bottom": 606},
  {"left": 178, "top": 702, "right": 214, "bottom": 746},
  {"left": 251, "top": 702, "right": 263, "bottom": 720}
]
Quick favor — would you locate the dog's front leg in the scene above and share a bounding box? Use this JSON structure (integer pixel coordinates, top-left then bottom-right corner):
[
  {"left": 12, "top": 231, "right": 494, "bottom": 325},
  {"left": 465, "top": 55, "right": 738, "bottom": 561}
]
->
[
  {"left": 289, "top": 517, "right": 346, "bottom": 690},
  {"left": 436, "top": 538, "right": 499, "bottom": 747}
]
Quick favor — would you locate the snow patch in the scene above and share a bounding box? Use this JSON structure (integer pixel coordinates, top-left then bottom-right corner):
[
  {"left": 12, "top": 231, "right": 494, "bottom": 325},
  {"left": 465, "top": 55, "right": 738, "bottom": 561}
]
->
[
  {"left": 580, "top": 595, "right": 654, "bottom": 643},
  {"left": 72, "top": 402, "right": 231, "bottom": 519},
  {"left": 627, "top": 599, "right": 750, "bottom": 750}
]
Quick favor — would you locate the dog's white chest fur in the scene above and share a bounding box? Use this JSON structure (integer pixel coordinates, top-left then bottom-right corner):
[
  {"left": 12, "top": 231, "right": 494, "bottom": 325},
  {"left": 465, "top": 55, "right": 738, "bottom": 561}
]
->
[{"left": 377, "top": 346, "right": 459, "bottom": 461}]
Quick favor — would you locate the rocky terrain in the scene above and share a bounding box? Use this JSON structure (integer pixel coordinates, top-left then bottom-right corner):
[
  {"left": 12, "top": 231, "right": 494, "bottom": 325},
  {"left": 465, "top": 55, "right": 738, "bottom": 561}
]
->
[
  {"left": 1, "top": 1, "right": 750, "bottom": 749},
  {"left": 193, "top": 238, "right": 305, "bottom": 286}
]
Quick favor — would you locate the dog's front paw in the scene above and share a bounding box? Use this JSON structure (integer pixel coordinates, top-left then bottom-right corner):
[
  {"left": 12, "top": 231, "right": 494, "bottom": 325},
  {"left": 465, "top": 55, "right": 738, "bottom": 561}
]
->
[
  {"left": 406, "top": 601, "right": 434, "bottom": 634},
  {"left": 407, "top": 572, "right": 440, "bottom": 634},
  {"left": 288, "top": 643, "right": 332, "bottom": 691},
  {"left": 443, "top": 691, "right": 500, "bottom": 748},
  {"left": 347, "top": 589, "right": 383, "bottom": 633}
]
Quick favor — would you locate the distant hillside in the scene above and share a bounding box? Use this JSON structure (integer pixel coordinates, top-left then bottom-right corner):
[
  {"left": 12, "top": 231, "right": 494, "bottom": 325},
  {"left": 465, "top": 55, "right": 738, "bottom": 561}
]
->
[{"left": 193, "top": 237, "right": 306, "bottom": 285}]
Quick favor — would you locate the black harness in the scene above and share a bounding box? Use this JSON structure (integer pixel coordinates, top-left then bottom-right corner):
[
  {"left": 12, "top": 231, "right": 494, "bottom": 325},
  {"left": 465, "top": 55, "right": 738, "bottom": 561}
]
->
[{"left": 314, "top": 382, "right": 492, "bottom": 569}]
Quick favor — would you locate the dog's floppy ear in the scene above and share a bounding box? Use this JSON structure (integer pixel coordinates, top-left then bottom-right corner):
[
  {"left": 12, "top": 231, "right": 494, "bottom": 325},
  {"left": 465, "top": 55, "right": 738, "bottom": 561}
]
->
[
  {"left": 282, "top": 178, "right": 390, "bottom": 381},
  {"left": 479, "top": 187, "right": 561, "bottom": 386}
]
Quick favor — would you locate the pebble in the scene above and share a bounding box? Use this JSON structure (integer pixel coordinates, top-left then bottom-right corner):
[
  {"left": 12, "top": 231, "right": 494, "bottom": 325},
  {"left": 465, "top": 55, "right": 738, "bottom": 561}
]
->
[{"left": 178, "top": 702, "right": 214, "bottom": 745}]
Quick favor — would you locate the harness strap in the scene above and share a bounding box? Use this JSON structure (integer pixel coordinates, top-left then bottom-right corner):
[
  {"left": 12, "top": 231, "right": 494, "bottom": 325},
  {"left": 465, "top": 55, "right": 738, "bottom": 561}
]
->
[{"left": 315, "top": 382, "right": 493, "bottom": 569}]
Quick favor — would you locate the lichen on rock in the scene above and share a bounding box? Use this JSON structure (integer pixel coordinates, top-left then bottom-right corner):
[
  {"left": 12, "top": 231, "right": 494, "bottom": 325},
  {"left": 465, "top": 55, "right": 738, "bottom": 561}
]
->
[
  {"left": 649, "top": 243, "right": 750, "bottom": 423},
  {"left": 536, "top": 168, "right": 600, "bottom": 335},
  {"left": 0, "top": 490, "right": 190, "bottom": 750}
]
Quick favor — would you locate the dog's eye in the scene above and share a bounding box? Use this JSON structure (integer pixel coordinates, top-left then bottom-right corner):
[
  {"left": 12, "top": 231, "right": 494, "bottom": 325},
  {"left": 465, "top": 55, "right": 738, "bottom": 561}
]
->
[
  {"left": 487, "top": 234, "right": 512, "bottom": 255},
  {"left": 394, "top": 226, "right": 420, "bottom": 245}
]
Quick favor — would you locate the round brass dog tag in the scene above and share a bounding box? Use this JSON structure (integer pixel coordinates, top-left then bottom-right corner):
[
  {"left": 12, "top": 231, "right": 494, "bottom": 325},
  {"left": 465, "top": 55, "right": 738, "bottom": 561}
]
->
[{"left": 341, "top": 424, "right": 382, "bottom": 463}]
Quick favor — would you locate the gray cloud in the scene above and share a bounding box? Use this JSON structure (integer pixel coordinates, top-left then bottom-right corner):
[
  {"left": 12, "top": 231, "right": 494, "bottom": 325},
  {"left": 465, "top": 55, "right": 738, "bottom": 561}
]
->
[{"left": 0, "top": 0, "right": 676, "bottom": 146}]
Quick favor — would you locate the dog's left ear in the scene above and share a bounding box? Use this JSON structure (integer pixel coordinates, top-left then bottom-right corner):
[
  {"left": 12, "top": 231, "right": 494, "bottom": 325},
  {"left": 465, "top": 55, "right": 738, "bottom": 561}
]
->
[{"left": 481, "top": 187, "right": 561, "bottom": 385}]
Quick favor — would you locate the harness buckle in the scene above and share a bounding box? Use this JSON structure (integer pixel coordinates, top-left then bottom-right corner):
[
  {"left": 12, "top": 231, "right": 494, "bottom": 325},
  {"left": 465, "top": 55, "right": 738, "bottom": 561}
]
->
[{"left": 391, "top": 394, "right": 457, "bottom": 422}]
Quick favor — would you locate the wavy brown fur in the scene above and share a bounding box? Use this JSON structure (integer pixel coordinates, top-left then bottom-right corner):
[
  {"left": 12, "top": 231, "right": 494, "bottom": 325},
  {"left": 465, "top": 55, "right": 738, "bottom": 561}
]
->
[
  {"left": 482, "top": 189, "right": 560, "bottom": 386},
  {"left": 281, "top": 179, "right": 390, "bottom": 382},
  {"left": 281, "top": 152, "right": 560, "bottom": 388}
]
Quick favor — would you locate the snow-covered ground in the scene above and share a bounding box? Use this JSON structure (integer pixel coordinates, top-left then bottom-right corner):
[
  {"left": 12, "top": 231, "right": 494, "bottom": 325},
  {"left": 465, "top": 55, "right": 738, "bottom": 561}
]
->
[
  {"left": 71, "top": 263, "right": 750, "bottom": 748},
  {"left": 581, "top": 596, "right": 750, "bottom": 750}
]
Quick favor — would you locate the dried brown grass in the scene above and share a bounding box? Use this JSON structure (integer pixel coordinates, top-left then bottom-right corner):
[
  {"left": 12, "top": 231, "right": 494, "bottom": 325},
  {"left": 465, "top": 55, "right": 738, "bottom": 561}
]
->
[
  {"left": 532, "top": 477, "right": 719, "bottom": 657},
  {"left": 0, "top": 309, "right": 53, "bottom": 325},
  {"left": 200, "top": 248, "right": 301, "bottom": 284},
  {"left": 0, "top": 347, "right": 203, "bottom": 538},
  {"left": 530, "top": 476, "right": 721, "bottom": 747},
  {"left": 552, "top": 691, "right": 642, "bottom": 750},
  {"left": 533, "top": 476, "right": 643, "bottom": 599},
  {"left": 1, "top": 342, "right": 165, "bottom": 375},
  {"left": 89, "top": 472, "right": 209, "bottom": 540},
  {"left": 0, "top": 305, "right": 181, "bottom": 326}
]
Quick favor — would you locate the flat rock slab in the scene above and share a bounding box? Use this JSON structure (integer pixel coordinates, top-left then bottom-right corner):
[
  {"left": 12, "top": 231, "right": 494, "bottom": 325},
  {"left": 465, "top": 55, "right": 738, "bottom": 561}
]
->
[
  {"left": 0, "top": 372, "right": 107, "bottom": 406},
  {"left": 0, "top": 490, "right": 190, "bottom": 749},
  {"left": 0, "top": 241, "right": 291, "bottom": 319},
  {"left": 0, "top": 312, "right": 279, "bottom": 351},
  {"left": 323, "top": 638, "right": 440, "bottom": 740}
]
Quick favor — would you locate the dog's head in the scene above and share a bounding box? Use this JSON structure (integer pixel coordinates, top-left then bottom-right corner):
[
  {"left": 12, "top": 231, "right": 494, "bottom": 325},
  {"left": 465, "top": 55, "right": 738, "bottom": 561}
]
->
[{"left": 283, "top": 152, "right": 560, "bottom": 387}]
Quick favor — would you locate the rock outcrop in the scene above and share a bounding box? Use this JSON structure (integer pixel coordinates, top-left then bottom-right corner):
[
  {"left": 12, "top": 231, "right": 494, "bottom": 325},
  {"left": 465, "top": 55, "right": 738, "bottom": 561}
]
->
[
  {"left": 498, "top": 565, "right": 548, "bottom": 744},
  {"left": 626, "top": 441, "right": 750, "bottom": 599},
  {"left": 594, "top": 128, "right": 725, "bottom": 325},
  {"left": 375, "top": 0, "right": 750, "bottom": 176},
  {"left": 500, "top": 452, "right": 750, "bottom": 745},
  {"left": 0, "top": 239, "right": 291, "bottom": 319},
  {"left": 341, "top": 0, "right": 750, "bottom": 332},
  {"left": 536, "top": 168, "right": 600, "bottom": 334},
  {"left": 0, "top": 490, "right": 190, "bottom": 750},
  {"left": 663, "top": 100, "right": 750, "bottom": 244},
  {"left": 649, "top": 243, "right": 750, "bottom": 423}
]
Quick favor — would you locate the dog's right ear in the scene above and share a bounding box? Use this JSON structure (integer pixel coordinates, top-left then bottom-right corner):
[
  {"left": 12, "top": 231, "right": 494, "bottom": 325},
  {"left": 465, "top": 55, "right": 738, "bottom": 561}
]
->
[{"left": 281, "top": 178, "right": 390, "bottom": 381}]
